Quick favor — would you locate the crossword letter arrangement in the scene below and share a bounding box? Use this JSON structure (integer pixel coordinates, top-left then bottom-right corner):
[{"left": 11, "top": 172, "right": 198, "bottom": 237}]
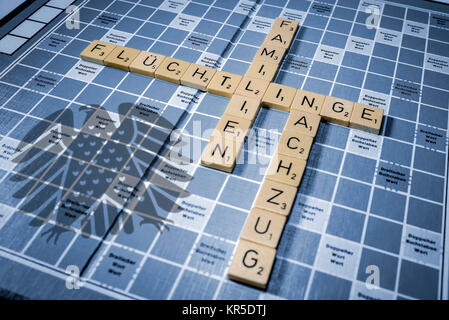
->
[{"left": 80, "top": 17, "right": 384, "bottom": 290}]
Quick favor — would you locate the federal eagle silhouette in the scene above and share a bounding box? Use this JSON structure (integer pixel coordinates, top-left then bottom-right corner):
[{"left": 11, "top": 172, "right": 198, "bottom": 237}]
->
[{"left": 9, "top": 101, "right": 192, "bottom": 244}]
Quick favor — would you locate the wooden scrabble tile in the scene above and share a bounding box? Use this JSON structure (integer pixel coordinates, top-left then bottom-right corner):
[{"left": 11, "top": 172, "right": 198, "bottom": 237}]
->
[
  {"left": 272, "top": 17, "right": 299, "bottom": 34},
  {"left": 228, "top": 239, "right": 276, "bottom": 289},
  {"left": 276, "top": 130, "right": 314, "bottom": 160},
  {"left": 129, "top": 51, "right": 166, "bottom": 77},
  {"left": 264, "top": 28, "right": 295, "bottom": 49},
  {"left": 103, "top": 46, "right": 141, "bottom": 71},
  {"left": 80, "top": 40, "right": 116, "bottom": 65},
  {"left": 245, "top": 60, "right": 278, "bottom": 82},
  {"left": 266, "top": 153, "right": 306, "bottom": 187},
  {"left": 180, "top": 64, "right": 216, "bottom": 91},
  {"left": 201, "top": 135, "right": 242, "bottom": 172},
  {"left": 213, "top": 113, "right": 252, "bottom": 140},
  {"left": 321, "top": 96, "right": 354, "bottom": 127},
  {"left": 261, "top": 83, "right": 296, "bottom": 112},
  {"left": 154, "top": 57, "right": 190, "bottom": 84},
  {"left": 349, "top": 103, "right": 384, "bottom": 134},
  {"left": 254, "top": 44, "right": 286, "bottom": 64},
  {"left": 285, "top": 109, "right": 321, "bottom": 137},
  {"left": 291, "top": 89, "right": 325, "bottom": 114},
  {"left": 207, "top": 71, "right": 242, "bottom": 97},
  {"left": 254, "top": 178, "right": 297, "bottom": 216},
  {"left": 224, "top": 95, "right": 261, "bottom": 122},
  {"left": 234, "top": 76, "right": 270, "bottom": 100},
  {"left": 240, "top": 207, "right": 286, "bottom": 248}
]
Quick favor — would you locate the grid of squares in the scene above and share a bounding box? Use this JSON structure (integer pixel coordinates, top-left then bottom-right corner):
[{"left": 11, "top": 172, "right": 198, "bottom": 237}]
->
[
  {"left": 0, "top": 0, "right": 76, "bottom": 55},
  {"left": 0, "top": 0, "right": 447, "bottom": 300}
]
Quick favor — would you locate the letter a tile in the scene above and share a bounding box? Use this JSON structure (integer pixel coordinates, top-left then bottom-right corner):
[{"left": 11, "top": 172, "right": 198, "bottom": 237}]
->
[{"left": 285, "top": 109, "right": 321, "bottom": 137}]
